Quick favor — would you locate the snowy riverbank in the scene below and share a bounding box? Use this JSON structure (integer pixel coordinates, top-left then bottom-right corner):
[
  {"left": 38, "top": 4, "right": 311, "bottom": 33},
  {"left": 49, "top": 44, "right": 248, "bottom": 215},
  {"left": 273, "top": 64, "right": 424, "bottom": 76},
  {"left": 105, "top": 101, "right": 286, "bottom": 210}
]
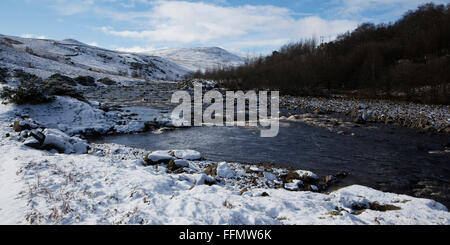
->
[{"left": 0, "top": 95, "right": 449, "bottom": 224}]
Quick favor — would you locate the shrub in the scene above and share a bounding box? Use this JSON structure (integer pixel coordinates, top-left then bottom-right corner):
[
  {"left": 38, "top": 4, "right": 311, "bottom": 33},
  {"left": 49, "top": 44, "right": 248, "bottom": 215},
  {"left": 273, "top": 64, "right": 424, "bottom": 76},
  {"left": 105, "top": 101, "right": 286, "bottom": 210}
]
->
[
  {"left": 74, "top": 76, "right": 96, "bottom": 86},
  {"left": 97, "top": 77, "right": 116, "bottom": 85},
  {"left": 45, "top": 73, "right": 77, "bottom": 86},
  {"left": 1, "top": 79, "right": 53, "bottom": 105},
  {"left": 0, "top": 67, "right": 8, "bottom": 83},
  {"left": 1, "top": 72, "right": 87, "bottom": 104},
  {"left": 13, "top": 69, "right": 38, "bottom": 81}
]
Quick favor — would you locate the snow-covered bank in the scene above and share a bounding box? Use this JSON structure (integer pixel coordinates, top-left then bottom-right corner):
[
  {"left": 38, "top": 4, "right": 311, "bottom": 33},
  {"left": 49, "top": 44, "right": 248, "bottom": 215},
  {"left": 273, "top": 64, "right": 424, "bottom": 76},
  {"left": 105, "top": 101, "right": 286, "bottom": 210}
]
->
[{"left": 0, "top": 97, "right": 449, "bottom": 224}]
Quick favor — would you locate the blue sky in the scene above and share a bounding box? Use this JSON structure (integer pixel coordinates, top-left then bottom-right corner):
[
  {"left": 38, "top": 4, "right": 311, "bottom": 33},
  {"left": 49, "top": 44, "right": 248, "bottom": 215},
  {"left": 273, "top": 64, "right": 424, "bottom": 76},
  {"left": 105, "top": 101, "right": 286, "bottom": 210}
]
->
[{"left": 0, "top": 0, "right": 447, "bottom": 55}]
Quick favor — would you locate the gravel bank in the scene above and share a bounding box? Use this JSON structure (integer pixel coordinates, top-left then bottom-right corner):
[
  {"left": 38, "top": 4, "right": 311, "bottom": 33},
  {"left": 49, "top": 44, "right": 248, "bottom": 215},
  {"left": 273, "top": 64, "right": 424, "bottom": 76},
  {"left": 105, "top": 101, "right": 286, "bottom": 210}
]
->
[{"left": 281, "top": 96, "right": 450, "bottom": 134}]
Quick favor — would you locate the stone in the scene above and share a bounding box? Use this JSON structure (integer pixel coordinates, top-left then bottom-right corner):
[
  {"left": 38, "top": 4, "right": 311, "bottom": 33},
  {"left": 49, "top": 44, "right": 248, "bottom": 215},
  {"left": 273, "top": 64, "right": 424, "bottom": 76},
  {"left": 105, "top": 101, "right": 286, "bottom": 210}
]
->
[
  {"left": 261, "top": 192, "right": 270, "bottom": 197},
  {"left": 172, "top": 150, "right": 202, "bottom": 160},
  {"left": 239, "top": 188, "right": 249, "bottom": 195},
  {"left": 297, "top": 170, "right": 319, "bottom": 182},
  {"left": 29, "top": 129, "right": 45, "bottom": 144},
  {"left": 216, "top": 162, "right": 236, "bottom": 179},
  {"left": 325, "top": 175, "right": 335, "bottom": 184},
  {"left": 23, "top": 137, "right": 41, "bottom": 149},
  {"left": 13, "top": 120, "right": 31, "bottom": 132},
  {"left": 308, "top": 185, "right": 319, "bottom": 192},
  {"left": 263, "top": 172, "right": 277, "bottom": 181},
  {"left": 167, "top": 160, "right": 179, "bottom": 171},
  {"left": 20, "top": 129, "right": 30, "bottom": 138},
  {"left": 143, "top": 151, "right": 175, "bottom": 166},
  {"left": 284, "top": 180, "right": 303, "bottom": 191},
  {"left": 285, "top": 170, "right": 300, "bottom": 182},
  {"left": 174, "top": 160, "right": 189, "bottom": 168}
]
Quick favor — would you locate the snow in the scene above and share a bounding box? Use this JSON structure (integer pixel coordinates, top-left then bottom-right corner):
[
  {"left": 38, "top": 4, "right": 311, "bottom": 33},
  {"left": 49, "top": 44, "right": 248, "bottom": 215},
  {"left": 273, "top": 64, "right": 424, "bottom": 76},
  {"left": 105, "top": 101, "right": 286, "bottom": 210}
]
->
[
  {"left": 144, "top": 47, "right": 245, "bottom": 72},
  {"left": 0, "top": 34, "right": 189, "bottom": 83},
  {"left": 23, "top": 137, "right": 39, "bottom": 146},
  {"left": 42, "top": 128, "right": 89, "bottom": 154},
  {"left": 9, "top": 96, "right": 162, "bottom": 136},
  {"left": 174, "top": 160, "right": 190, "bottom": 168},
  {"left": 296, "top": 170, "right": 319, "bottom": 180},
  {"left": 172, "top": 149, "right": 202, "bottom": 160},
  {"left": 1, "top": 121, "right": 449, "bottom": 224},
  {"left": 263, "top": 172, "right": 277, "bottom": 181},
  {"left": 146, "top": 150, "right": 175, "bottom": 163},
  {"left": 0, "top": 87, "right": 449, "bottom": 224},
  {"left": 216, "top": 162, "right": 236, "bottom": 179},
  {"left": 284, "top": 180, "right": 303, "bottom": 191}
]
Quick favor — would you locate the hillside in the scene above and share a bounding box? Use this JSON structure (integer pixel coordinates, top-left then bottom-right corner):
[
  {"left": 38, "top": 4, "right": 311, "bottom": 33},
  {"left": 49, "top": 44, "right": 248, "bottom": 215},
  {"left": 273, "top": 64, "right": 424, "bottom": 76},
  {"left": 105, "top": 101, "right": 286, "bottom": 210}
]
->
[
  {"left": 145, "top": 47, "right": 246, "bottom": 72},
  {"left": 0, "top": 34, "right": 189, "bottom": 82},
  {"left": 200, "top": 3, "right": 450, "bottom": 104}
]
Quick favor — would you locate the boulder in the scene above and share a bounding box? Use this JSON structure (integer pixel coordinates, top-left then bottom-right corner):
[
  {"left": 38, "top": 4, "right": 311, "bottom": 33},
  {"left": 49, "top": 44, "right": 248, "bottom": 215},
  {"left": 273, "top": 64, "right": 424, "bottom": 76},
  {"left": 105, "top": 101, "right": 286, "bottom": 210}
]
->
[
  {"left": 20, "top": 129, "right": 30, "bottom": 138},
  {"left": 194, "top": 173, "right": 216, "bottom": 185},
  {"left": 167, "top": 160, "right": 179, "bottom": 171},
  {"left": 285, "top": 170, "right": 300, "bottom": 182},
  {"left": 23, "top": 137, "right": 41, "bottom": 149},
  {"left": 171, "top": 150, "right": 202, "bottom": 160},
  {"left": 29, "top": 129, "right": 45, "bottom": 144},
  {"left": 41, "top": 128, "right": 88, "bottom": 154},
  {"left": 263, "top": 172, "right": 277, "bottom": 181},
  {"left": 307, "top": 185, "right": 319, "bottom": 192},
  {"left": 174, "top": 160, "right": 189, "bottom": 168},
  {"left": 143, "top": 150, "right": 175, "bottom": 166},
  {"left": 216, "top": 162, "right": 236, "bottom": 179},
  {"left": 73, "top": 142, "right": 89, "bottom": 154},
  {"left": 325, "top": 175, "right": 336, "bottom": 185},
  {"left": 284, "top": 179, "right": 304, "bottom": 191},
  {"left": 296, "top": 170, "right": 319, "bottom": 182}
]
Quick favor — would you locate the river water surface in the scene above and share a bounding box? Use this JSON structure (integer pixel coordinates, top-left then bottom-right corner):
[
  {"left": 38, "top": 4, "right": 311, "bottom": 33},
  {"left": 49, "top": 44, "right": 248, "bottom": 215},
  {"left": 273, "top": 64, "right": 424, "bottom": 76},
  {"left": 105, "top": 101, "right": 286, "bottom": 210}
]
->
[{"left": 95, "top": 118, "right": 450, "bottom": 207}]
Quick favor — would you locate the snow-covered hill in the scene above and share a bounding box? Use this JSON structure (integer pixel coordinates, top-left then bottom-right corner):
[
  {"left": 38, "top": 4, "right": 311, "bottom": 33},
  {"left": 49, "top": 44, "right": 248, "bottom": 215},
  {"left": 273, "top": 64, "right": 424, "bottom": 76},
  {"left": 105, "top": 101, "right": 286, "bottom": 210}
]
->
[
  {"left": 0, "top": 34, "right": 189, "bottom": 82},
  {"left": 145, "top": 47, "right": 246, "bottom": 72}
]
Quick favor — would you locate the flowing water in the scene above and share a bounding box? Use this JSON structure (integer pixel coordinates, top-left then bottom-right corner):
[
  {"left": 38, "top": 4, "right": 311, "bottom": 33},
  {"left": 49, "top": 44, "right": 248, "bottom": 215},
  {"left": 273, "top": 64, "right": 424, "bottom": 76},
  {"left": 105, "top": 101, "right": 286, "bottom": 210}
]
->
[{"left": 95, "top": 117, "right": 450, "bottom": 207}]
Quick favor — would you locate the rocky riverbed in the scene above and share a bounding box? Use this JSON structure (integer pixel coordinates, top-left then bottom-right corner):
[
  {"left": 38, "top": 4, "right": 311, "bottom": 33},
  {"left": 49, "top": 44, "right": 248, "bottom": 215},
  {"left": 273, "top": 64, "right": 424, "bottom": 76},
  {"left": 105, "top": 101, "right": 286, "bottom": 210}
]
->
[
  {"left": 280, "top": 95, "right": 450, "bottom": 134},
  {"left": 1, "top": 77, "right": 449, "bottom": 224}
]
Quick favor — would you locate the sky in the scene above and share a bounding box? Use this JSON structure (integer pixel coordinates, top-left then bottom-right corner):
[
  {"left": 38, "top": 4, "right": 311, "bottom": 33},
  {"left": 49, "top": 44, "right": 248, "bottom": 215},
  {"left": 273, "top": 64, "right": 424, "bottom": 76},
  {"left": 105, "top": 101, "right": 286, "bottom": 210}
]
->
[{"left": 0, "top": 0, "right": 448, "bottom": 55}]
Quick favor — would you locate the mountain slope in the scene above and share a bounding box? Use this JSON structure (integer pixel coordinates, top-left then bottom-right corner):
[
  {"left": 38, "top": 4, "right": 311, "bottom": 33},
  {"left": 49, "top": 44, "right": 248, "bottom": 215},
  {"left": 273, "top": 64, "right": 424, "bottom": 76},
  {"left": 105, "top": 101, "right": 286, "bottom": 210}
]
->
[
  {"left": 0, "top": 34, "right": 189, "bottom": 82},
  {"left": 145, "top": 47, "right": 246, "bottom": 72}
]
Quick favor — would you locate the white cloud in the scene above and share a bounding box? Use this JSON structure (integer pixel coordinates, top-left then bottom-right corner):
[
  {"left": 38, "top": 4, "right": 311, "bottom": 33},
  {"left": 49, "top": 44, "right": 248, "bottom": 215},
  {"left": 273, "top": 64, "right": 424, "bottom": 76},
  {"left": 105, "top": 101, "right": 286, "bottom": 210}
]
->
[
  {"left": 37, "top": 0, "right": 366, "bottom": 53},
  {"left": 87, "top": 42, "right": 99, "bottom": 47},
  {"left": 98, "top": 1, "right": 358, "bottom": 52}
]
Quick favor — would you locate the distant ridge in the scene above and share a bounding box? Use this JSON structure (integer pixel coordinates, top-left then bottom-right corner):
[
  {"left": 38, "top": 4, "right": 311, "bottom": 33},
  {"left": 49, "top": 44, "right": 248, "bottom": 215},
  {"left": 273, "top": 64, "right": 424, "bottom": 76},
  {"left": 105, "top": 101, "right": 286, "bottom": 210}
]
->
[{"left": 145, "top": 47, "right": 246, "bottom": 72}]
